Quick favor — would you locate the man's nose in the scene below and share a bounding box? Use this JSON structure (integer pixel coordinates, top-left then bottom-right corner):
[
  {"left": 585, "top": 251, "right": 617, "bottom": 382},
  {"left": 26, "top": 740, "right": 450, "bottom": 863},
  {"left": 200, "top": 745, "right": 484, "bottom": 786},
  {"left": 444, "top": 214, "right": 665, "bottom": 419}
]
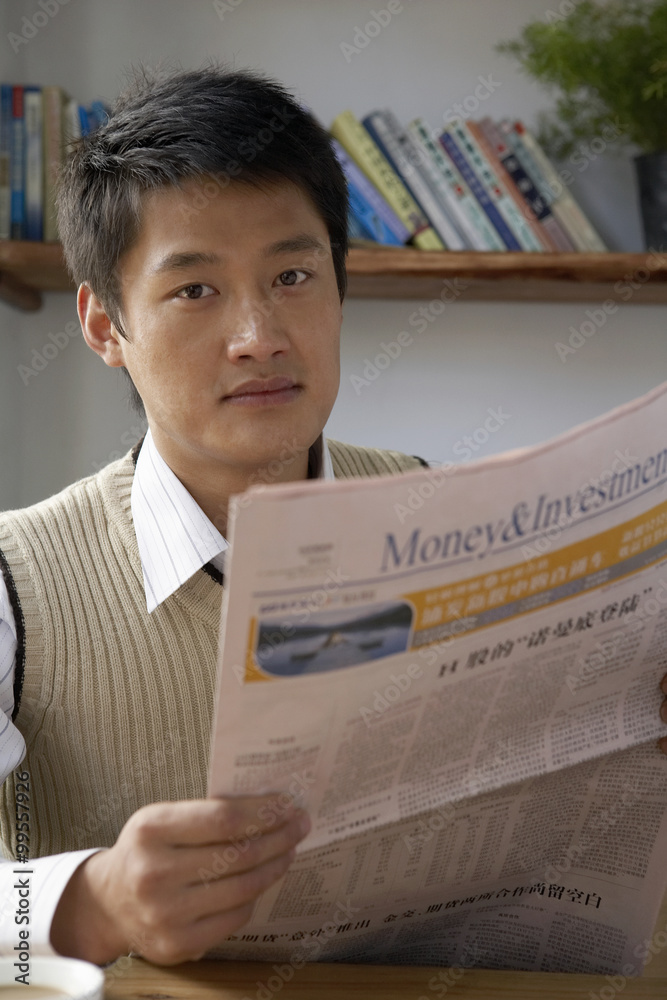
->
[{"left": 226, "top": 296, "right": 290, "bottom": 363}]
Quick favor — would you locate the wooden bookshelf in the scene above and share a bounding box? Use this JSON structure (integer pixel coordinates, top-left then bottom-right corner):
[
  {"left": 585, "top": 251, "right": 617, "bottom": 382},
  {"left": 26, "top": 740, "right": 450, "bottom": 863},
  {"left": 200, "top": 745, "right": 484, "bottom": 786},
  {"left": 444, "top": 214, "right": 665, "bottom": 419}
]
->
[{"left": 1, "top": 240, "right": 667, "bottom": 311}]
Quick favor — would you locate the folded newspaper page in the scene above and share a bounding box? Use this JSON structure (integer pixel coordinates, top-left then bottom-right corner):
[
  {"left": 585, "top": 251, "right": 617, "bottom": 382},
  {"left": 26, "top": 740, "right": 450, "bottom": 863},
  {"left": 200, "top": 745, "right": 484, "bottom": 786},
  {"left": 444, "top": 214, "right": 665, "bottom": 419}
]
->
[{"left": 207, "top": 381, "right": 667, "bottom": 974}]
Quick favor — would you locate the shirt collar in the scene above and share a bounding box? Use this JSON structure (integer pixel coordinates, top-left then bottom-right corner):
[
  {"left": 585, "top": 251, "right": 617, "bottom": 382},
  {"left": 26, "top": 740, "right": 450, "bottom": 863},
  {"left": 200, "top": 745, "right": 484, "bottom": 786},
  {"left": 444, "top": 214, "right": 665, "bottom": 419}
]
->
[{"left": 131, "top": 428, "right": 333, "bottom": 613}]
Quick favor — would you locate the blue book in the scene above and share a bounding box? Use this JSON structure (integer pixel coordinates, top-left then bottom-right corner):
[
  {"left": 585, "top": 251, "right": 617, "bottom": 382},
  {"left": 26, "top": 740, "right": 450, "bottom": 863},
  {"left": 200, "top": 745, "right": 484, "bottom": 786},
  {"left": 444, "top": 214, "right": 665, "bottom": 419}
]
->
[
  {"left": 332, "top": 139, "right": 409, "bottom": 244},
  {"left": 88, "top": 99, "right": 110, "bottom": 130},
  {"left": 78, "top": 105, "right": 90, "bottom": 136},
  {"left": 347, "top": 178, "right": 405, "bottom": 245},
  {"left": 439, "top": 130, "right": 522, "bottom": 251},
  {"left": 10, "top": 85, "right": 24, "bottom": 239},
  {"left": 347, "top": 208, "right": 368, "bottom": 241},
  {"left": 347, "top": 189, "right": 403, "bottom": 244},
  {"left": 23, "top": 85, "right": 43, "bottom": 241},
  {"left": 0, "top": 84, "right": 12, "bottom": 239}
]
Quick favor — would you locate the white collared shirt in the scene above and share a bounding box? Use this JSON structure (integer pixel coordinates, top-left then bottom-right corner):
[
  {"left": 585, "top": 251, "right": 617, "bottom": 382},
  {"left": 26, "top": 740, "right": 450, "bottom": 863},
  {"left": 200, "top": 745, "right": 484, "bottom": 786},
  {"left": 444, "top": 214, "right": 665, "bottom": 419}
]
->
[{"left": 0, "top": 430, "right": 333, "bottom": 956}]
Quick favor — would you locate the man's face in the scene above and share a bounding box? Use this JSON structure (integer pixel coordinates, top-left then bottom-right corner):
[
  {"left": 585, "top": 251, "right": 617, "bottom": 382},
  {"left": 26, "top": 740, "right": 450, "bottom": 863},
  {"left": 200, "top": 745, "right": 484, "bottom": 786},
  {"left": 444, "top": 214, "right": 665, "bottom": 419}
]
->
[{"left": 107, "top": 176, "right": 342, "bottom": 482}]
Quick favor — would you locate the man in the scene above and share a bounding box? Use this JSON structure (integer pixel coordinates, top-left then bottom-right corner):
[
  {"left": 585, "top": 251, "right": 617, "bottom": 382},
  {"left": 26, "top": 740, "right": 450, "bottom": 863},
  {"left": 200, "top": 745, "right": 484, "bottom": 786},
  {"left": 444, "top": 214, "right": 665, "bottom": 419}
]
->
[
  {"left": 0, "top": 65, "right": 428, "bottom": 967},
  {"left": 0, "top": 65, "right": 666, "bottom": 969}
]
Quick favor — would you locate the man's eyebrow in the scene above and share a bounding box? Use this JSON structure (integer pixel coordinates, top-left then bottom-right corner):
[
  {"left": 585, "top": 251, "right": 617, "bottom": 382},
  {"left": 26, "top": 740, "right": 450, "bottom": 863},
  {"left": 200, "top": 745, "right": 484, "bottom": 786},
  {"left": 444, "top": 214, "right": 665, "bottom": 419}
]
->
[
  {"left": 262, "top": 234, "right": 329, "bottom": 257},
  {"left": 151, "top": 251, "right": 221, "bottom": 275}
]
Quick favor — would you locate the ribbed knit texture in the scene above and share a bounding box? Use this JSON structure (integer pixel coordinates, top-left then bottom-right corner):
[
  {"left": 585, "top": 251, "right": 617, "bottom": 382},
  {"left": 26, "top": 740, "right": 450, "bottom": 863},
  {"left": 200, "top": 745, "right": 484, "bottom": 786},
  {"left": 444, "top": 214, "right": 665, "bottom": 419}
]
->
[{"left": 0, "top": 441, "right": 423, "bottom": 859}]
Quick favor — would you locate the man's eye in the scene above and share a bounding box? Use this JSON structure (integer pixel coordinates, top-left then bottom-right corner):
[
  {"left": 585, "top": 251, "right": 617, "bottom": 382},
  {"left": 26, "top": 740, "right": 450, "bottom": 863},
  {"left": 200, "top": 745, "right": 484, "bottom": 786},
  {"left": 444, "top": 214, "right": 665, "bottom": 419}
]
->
[
  {"left": 175, "top": 284, "right": 216, "bottom": 299},
  {"left": 276, "top": 270, "right": 309, "bottom": 287}
]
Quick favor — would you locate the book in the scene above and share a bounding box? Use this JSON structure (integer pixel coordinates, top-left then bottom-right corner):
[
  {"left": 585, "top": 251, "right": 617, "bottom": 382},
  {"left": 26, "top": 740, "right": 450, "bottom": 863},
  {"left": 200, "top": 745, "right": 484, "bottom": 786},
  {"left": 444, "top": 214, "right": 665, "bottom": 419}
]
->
[
  {"left": 330, "top": 110, "right": 444, "bottom": 251},
  {"left": 439, "top": 127, "right": 522, "bottom": 251},
  {"left": 0, "top": 85, "right": 12, "bottom": 240},
  {"left": 42, "top": 85, "right": 66, "bottom": 242},
  {"left": 478, "top": 117, "right": 575, "bottom": 252},
  {"left": 23, "top": 85, "right": 43, "bottom": 241},
  {"left": 10, "top": 85, "right": 24, "bottom": 239},
  {"left": 333, "top": 139, "right": 409, "bottom": 245},
  {"left": 447, "top": 120, "right": 545, "bottom": 252},
  {"left": 466, "top": 119, "right": 552, "bottom": 252},
  {"left": 503, "top": 120, "right": 608, "bottom": 253},
  {"left": 63, "top": 96, "right": 82, "bottom": 150},
  {"left": 362, "top": 109, "right": 467, "bottom": 250},
  {"left": 408, "top": 118, "right": 505, "bottom": 251}
]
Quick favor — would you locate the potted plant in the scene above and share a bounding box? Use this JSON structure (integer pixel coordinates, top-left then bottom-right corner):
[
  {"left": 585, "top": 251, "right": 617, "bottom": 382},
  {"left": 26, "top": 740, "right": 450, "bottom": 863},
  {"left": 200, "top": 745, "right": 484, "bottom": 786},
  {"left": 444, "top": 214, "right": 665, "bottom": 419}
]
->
[{"left": 497, "top": 0, "right": 667, "bottom": 250}]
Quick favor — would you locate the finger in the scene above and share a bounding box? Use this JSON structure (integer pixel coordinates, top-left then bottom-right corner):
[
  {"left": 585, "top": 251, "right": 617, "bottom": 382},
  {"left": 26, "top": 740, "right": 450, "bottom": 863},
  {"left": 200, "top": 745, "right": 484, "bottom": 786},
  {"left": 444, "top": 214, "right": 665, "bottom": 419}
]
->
[
  {"left": 128, "top": 794, "right": 301, "bottom": 848},
  {"left": 661, "top": 698, "right": 667, "bottom": 724},
  {"left": 185, "top": 809, "right": 311, "bottom": 889},
  {"left": 661, "top": 673, "right": 667, "bottom": 695},
  {"left": 191, "top": 846, "right": 297, "bottom": 924},
  {"left": 659, "top": 735, "right": 667, "bottom": 755}
]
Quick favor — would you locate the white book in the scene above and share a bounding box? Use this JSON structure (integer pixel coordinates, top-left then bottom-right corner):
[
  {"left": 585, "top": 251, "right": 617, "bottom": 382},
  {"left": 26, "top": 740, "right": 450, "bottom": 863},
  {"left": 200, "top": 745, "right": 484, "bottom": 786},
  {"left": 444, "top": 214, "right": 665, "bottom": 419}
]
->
[
  {"left": 365, "top": 109, "right": 467, "bottom": 251},
  {"left": 408, "top": 118, "right": 504, "bottom": 251},
  {"left": 508, "top": 122, "right": 607, "bottom": 252},
  {"left": 446, "top": 119, "right": 545, "bottom": 252}
]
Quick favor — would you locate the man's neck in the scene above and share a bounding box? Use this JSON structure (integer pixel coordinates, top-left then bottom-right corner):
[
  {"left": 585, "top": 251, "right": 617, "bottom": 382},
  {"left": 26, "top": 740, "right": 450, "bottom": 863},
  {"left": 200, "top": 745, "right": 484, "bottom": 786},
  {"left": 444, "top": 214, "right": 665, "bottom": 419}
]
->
[{"left": 147, "top": 429, "right": 312, "bottom": 536}]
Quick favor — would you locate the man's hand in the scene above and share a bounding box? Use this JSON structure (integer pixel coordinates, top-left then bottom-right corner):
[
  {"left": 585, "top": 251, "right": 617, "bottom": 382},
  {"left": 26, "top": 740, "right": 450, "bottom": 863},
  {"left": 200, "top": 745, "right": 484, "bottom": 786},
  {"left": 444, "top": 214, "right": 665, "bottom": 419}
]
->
[
  {"left": 50, "top": 795, "right": 311, "bottom": 966},
  {"left": 660, "top": 672, "right": 667, "bottom": 754}
]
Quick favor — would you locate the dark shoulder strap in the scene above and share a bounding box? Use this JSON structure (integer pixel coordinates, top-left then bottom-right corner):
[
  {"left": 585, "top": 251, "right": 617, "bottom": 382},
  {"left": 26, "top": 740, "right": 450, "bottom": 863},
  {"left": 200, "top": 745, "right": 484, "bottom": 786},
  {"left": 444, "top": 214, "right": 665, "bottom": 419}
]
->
[{"left": 0, "top": 547, "right": 25, "bottom": 722}]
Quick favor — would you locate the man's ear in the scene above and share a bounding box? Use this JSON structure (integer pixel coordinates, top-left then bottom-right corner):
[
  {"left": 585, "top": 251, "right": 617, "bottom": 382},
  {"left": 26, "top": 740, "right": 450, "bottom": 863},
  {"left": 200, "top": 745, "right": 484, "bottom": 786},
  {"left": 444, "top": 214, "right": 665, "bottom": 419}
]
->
[{"left": 78, "top": 283, "right": 127, "bottom": 369}]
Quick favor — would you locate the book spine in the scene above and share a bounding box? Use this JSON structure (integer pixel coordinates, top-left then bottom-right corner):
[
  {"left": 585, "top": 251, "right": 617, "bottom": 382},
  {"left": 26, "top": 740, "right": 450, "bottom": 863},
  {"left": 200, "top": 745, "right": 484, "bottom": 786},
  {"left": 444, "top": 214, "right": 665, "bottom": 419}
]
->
[
  {"left": 0, "top": 85, "right": 12, "bottom": 240},
  {"left": 347, "top": 206, "right": 370, "bottom": 241},
  {"left": 23, "top": 86, "right": 43, "bottom": 241},
  {"left": 78, "top": 104, "right": 90, "bottom": 136},
  {"left": 511, "top": 121, "right": 608, "bottom": 252},
  {"left": 363, "top": 110, "right": 465, "bottom": 250},
  {"left": 449, "top": 120, "right": 543, "bottom": 252},
  {"left": 479, "top": 117, "right": 575, "bottom": 252},
  {"left": 467, "top": 119, "right": 550, "bottom": 252},
  {"left": 329, "top": 110, "right": 444, "bottom": 251},
  {"left": 408, "top": 118, "right": 503, "bottom": 251},
  {"left": 42, "top": 85, "right": 65, "bottom": 242},
  {"left": 346, "top": 178, "right": 405, "bottom": 245},
  {"left": 64, "top": 97, "right": 81, "bottom": 149},
  {"left": 10, "top": 86, "right": 24, "bottom": 240},
  {"left": 332, "top": 139, "right": 409, "bottom": 243},
  {"left": 439, "top": 129, "right": 522, "bottom": 251}
]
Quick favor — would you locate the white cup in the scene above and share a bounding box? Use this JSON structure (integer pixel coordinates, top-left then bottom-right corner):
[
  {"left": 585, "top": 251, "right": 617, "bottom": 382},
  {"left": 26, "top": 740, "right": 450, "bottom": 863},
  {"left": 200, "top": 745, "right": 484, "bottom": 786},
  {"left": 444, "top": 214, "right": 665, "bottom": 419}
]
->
[{"left": 0, "top": 956, "right": 104, "bottom": 999}]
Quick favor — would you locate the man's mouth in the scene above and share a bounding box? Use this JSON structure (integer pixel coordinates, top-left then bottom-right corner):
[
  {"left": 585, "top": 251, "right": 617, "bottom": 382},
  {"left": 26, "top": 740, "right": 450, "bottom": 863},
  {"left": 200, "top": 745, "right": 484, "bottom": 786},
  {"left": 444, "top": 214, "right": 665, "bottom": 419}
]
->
[{"left": 223, "top": 376, "right": 301, "bottom": 406}]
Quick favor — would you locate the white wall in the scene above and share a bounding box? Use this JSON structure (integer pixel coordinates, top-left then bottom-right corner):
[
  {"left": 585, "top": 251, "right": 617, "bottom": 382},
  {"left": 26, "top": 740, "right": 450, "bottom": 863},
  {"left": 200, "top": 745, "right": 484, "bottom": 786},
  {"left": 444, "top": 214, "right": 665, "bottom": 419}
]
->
[{"left": 1, "top": 0, "right": 665, "bottom": 509}]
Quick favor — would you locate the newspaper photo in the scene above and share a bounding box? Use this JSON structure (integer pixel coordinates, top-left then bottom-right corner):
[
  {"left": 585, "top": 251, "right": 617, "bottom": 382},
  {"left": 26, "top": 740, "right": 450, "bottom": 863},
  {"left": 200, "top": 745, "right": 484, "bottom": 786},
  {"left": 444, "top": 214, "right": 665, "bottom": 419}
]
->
[{"left": 206, "top": 380, "right": 667, "bottom": 974}]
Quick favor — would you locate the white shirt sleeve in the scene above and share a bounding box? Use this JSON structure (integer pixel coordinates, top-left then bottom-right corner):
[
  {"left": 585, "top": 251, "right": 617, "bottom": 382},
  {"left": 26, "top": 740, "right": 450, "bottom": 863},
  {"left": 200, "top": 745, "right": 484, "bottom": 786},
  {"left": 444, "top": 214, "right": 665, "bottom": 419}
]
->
[
  {"left": 0, "top": 574, "right": 105, "bottom": 956},
  {"left": 0, "top": 573, "right": 25, "bottom": 785},
  {"left": 0, "top": 849, "right": 105, "bottom": 957}
]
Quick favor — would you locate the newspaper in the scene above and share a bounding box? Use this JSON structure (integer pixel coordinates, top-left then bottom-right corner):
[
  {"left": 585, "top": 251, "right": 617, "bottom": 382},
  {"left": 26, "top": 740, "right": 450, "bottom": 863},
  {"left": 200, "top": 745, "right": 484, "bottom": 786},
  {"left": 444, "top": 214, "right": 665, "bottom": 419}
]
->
[{"left": 207, "top": 381, "right": 667, "bottom": 974}]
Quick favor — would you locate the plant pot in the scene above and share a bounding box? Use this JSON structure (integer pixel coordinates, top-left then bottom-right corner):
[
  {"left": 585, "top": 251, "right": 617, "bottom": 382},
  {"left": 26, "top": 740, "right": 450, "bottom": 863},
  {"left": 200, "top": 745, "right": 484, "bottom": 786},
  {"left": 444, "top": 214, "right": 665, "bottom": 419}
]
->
[{"left": 634, "top": 151, "right": 667, "bottom": 251}]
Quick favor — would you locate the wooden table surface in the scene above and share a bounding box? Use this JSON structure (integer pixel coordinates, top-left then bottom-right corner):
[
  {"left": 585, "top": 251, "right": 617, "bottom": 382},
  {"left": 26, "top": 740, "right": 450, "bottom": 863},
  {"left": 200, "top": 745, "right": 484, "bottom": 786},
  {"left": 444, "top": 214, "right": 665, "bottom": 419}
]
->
[{"left": 103, "top": 892, "right": 667, "bottom": 999}]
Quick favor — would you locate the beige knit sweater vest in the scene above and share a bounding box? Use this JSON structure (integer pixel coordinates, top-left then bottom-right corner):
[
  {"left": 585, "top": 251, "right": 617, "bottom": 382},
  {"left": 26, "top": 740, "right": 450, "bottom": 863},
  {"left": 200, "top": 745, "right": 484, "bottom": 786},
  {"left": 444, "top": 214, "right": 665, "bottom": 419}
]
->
[{"left": 0, "top": 439, "right": 423, "bottom": 859}]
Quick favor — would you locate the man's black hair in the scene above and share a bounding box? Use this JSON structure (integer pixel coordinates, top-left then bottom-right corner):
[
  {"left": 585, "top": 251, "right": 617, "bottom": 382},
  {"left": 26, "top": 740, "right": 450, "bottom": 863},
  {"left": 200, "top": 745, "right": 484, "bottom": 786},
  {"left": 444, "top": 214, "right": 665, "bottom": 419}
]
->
[{"left": 57, "top": 64, "right": 349, "bottom": 411}]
